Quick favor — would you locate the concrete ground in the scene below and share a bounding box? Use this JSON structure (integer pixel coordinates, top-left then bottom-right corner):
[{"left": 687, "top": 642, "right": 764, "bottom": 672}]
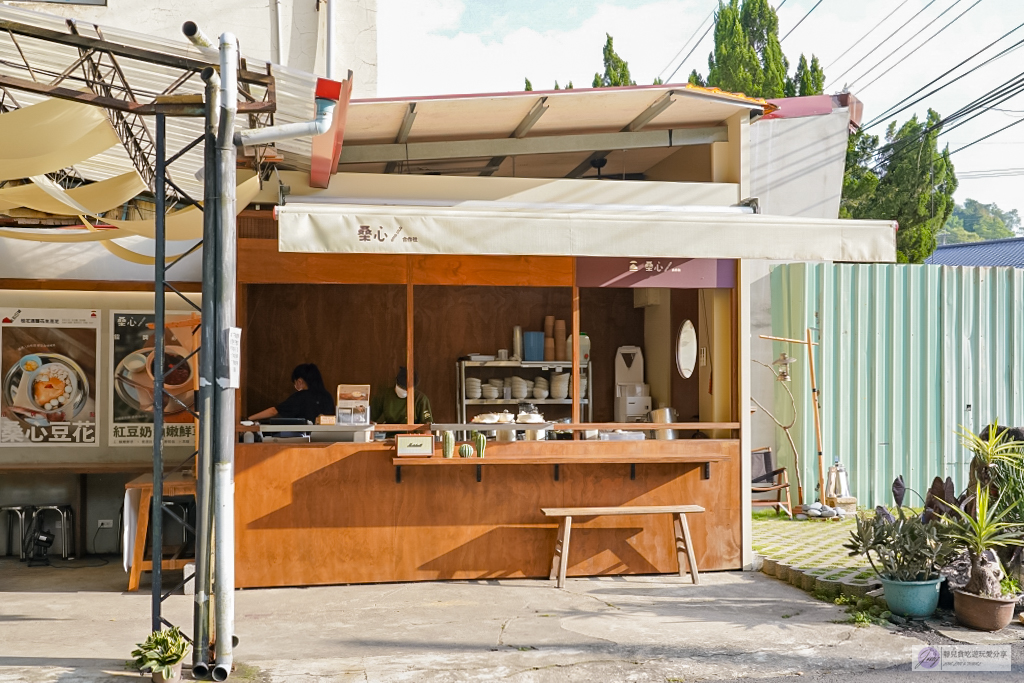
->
[{"left": 3, "top": 556, "right": 1024, "bottom": 682}]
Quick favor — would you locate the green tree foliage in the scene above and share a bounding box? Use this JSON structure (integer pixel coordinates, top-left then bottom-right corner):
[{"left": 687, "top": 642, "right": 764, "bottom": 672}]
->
[
  {"left": 691, "top": 0, "right": 822, "bottom": 99},
  {"left": 841, "top": 110, "right": 958, "bottom": 263},
  {"left": 592, "top": 33, "right": 636, "bottom": 88},
  {"left": 707, "top": 0, "right": 758, "bottom": 94},
  {"left": 524, "top": 77, "right": 533, "bottom": 92},
  {"left": 789, "top": 54, "right": 826, "bottom": 97},
  {"left": 938, "top": 199, "right": 1020, "bottom": 244}
]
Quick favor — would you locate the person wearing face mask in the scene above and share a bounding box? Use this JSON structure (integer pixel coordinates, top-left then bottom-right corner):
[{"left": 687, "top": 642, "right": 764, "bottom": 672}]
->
[
  {"left": 248, "top": 363, "right": 334, "bottom": 423},
  {"left": 370, "top": 366, "right": 432, "bottom": 424}
]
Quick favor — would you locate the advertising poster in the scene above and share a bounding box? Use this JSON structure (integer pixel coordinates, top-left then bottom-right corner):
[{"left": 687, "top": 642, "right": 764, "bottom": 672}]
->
[
  {"left": 110, "top": 311, "right": 198, "bottom": 447},
  {"left": 0, "top": 308, "right": 100, "bottom": 446}
]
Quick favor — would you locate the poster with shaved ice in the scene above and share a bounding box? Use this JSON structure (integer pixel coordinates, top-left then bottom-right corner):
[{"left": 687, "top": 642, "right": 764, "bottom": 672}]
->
[
  {"left": 110, "top": 311, "right": 198, "bottom": 447},
  {"left": 0, "top": 308, "right": 99, "bottom": 446}
]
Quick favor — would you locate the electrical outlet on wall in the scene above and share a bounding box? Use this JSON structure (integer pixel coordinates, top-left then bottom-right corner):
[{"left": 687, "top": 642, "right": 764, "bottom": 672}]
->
[{"left": 98, "top": 519, "right": 113, "bottom": 529}]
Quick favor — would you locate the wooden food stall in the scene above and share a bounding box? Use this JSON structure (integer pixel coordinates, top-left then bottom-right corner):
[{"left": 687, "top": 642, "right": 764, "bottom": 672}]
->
[{"left": 235, "top": 247, "right": 743, "bottom": 588}]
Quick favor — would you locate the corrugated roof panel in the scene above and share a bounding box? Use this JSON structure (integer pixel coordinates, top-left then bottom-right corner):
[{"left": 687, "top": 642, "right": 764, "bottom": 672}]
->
[{"left": 926, "top": 237, "right": 1024, "bottom": 267}]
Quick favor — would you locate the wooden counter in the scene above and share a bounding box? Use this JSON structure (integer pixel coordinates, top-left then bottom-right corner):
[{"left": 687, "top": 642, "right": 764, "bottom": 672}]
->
[{"left": 234, "top": 439, "right": 742, "bottom": 588}]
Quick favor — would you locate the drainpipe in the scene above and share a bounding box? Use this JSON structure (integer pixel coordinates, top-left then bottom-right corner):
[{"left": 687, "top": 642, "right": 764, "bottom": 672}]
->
[
  {"left": 211, "top": 31, "right": 238, "bottom": 683},
  {"left": 233, "top": 96, "right": 337, "bottom": 147},
  {"left": 271, "top": 0, "right": 283, "bottom": 64},
  {"left": 191, "top": 65, "right": 220, "bottom": 682},
  {"left": 326, "top": 0, "right": 335, "bottom": 79}
]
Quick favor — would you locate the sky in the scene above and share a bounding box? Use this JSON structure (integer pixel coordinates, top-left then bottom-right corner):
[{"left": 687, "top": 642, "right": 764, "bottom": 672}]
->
[{"left": 377, "top": 0, "right": 1024, "bottom": 222}]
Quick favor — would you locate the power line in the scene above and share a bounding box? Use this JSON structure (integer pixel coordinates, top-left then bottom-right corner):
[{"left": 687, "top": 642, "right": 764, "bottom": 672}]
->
[
  {"left": 862, "top": 20, "right": 1024, "bottom": 129},
  {"left": 657, "top": 5, "right": 716, "bottom": 82},
  {"left": 828, "top": 0, "right": 940, "bottom": 88},
  {"left": 855, "top": 0, "right": 984, "bottom": 93},
  {"left": 949, "top": 116, "right": 1024, "bottom": 155},
  {"left": 824, "top": 0, "right": 910, "bottom": 71},
  {"left": 777, "top": 0, "right": 789, "bottom": 9},
  {"left": 780, "top": 0, "right": 825, "bottom": 42},
  {"left": 846, "top": 0, "right": 972, "bottom": 91},
  {"left": 666, "top": 19, "right": 716, "bottom": 83}
]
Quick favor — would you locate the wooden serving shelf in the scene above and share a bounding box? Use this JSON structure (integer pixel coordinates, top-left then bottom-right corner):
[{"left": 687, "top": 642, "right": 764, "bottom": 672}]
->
[{"left": 392, "top": 453, "right": 728, "bottom": 466}]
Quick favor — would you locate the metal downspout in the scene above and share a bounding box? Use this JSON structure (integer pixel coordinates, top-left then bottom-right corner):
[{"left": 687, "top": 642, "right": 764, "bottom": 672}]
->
[{"left": 211, "top": 32, "right": 238, "bottom": 683}]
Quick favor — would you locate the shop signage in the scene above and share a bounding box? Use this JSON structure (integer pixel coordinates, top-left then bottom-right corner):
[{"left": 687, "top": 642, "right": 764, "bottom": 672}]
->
[
  {"left": 0, "top": 308, "right": 99, "bottom": 446},
  {"left": 110, "top": 311, "right": 198, "bottom": 447}
]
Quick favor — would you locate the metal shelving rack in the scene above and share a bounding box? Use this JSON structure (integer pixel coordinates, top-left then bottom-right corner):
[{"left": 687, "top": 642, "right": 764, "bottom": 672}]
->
[{"left": 456, "top": 359, "right": 593, "bottom": 424}]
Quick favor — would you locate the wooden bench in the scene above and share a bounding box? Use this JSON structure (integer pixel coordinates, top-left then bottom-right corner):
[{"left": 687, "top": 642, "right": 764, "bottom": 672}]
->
[{"left": 541, "top": 505, "right": 704, "bottom": 589}]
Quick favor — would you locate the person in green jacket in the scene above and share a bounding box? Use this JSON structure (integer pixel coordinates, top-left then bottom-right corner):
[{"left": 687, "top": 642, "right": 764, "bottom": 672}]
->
[{"left": 370, "top": 366, "right": 432, "bottom": 425}]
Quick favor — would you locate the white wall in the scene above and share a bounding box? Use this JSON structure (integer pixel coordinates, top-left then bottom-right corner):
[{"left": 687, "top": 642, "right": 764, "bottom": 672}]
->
[
  {"left": 747, "top": 109, "right": 849, "bottom": 498},
  {"left": 8, "top": 0, "right": 378, "bottom": 97}
]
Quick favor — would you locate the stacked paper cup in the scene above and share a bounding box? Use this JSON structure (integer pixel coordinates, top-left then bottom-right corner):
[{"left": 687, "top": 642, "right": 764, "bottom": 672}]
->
[{"left": 554, "top": 319, "right": 567, "bottom": 360}]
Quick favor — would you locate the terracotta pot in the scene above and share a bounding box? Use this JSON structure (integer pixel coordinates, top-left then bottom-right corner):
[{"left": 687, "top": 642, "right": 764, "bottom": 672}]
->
[
  {"left": 152, "top": 662, "right": 182, "bottom": 683},
  {"left": 953, "top": 590, "right": 1018, "bottom": 631}
]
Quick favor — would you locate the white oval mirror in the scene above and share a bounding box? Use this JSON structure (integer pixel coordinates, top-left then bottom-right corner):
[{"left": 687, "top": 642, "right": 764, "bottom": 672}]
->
[{"left": 676, "top": 319, "right": 697, "bottom": 379}]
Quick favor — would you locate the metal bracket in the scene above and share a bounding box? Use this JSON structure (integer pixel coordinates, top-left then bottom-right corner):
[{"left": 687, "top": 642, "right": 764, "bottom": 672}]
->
[
  {"left": 553, "top": 464, "right": 559, "bottom": 481},
  {"left": 476, "top": 464, "right": 482, "bottom": 483},
  {"left": 702, "top": 462, "right": 710, "bottom": 480},
  {"left": 630, "top": 463, "right": 636, "bottom": 480},
  {"left": 395, "top": 465, "right": 401, "bottom": 484}
]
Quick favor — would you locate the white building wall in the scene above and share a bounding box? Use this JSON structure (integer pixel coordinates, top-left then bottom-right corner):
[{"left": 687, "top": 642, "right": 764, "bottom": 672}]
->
[
  {"left": 747, "top": 108, "right": 850, "bottom": 500},
  {"left": 7, "top": 0, "right": 378, "bottom": 97}
]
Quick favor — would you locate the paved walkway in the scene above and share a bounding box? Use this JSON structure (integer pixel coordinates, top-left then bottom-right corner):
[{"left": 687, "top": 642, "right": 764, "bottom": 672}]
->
[
  {"left": 753, "top": 514, "right": 880, "bottom": 597},
  {"left": 0, "top": 556, "right": 935, "bottom": 682}
]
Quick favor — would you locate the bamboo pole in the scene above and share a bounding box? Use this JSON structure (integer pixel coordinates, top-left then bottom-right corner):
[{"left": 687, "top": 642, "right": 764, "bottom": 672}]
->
[{"left": 806, "top": 327, "right": 825, "bottom": 502}]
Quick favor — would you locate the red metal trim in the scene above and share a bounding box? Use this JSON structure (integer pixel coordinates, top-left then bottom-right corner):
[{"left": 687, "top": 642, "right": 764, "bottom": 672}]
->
[{"left": 310, "top": 76, "right": 353, "bottom": 189}]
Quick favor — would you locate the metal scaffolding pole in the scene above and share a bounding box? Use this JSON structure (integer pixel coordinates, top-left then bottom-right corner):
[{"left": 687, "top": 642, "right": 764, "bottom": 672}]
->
[
  {"left": 192, "top": 67, "right": 220, "bottom": 679},
  {"left": 151, "top": 111, "right": 166, "bottom": 633}
]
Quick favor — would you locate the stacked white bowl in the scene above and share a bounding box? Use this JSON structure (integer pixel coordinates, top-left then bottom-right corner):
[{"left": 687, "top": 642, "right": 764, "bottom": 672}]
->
[
  {"left": 511, "top": 376, "right": 529, "bottom": 399},
  {"left": 533, "top": 376, "right": 549, "bottom": 399},
  {"left": 465, "top": 377, "right": 482, "bottom": 399},
  {"left": 550, "top": 373, "right": 570, "bottom": 400},
  {"left": 482, "top": 384, "right": 500, "bottom": 399}
]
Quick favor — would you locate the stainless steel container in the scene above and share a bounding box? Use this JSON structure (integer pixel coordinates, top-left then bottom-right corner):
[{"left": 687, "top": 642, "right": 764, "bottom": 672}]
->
[
  {"left": 649, "top": 407, "right": 678, "bottom": 440},
  {"left": 495, "top": 428, "right": 516, "bottom": 442},
  {"left": 521, "top": 426, "right": 548, "bottom": 441},
  {"left": 512, "top": 326, "right": 523, "bottom": 360}
]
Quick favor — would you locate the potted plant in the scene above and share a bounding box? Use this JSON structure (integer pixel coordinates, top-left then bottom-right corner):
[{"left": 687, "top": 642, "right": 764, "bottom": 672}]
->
[
  {"left": 942, "top": 484, "right": 1024, "bottom": 631},
  {"left": 130, "top": 626, "right": 190, "bottom": 682},
  {"left": 844, "top": 477, "right": 950, "bottom": 619}
]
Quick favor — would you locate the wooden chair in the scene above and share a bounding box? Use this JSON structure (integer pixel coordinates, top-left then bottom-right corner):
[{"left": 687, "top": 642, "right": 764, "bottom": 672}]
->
[{"left": 751, "top": 447, "right": 792, "bottom": 518}]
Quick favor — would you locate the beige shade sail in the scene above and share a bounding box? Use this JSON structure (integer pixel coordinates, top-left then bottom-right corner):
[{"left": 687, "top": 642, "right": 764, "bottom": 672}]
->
[
  {"left": 277, "top": 202, "right": 897, "bottom": 263},
  {"left": 0, "top": 175, "right": 261, "bottom": 243},
  {"left": 0, "top": 98, "right": 120, "bottom": 180},
  {"left": 0, "top": 171, "right": 147, "bottom": 216}
]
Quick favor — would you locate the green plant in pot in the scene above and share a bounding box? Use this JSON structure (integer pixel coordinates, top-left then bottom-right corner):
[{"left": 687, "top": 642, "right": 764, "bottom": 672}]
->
[
  {"left": 941, "top": 484, "right": 1024, "bottom": 631},
  {"left": 130, "top": 626, "right": 190, "bottom": 682},
  {"left": 844, "top": 476, "right": 951, "bottom": 619}
]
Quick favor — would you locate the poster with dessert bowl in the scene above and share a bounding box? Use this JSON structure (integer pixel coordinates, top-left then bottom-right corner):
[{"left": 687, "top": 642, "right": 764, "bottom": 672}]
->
[
  {"left": 0, "top": 308, "right": 100, "bottom": 446},
  {"left": 110, "top": 311, "right": 199, "bottom": 447}
]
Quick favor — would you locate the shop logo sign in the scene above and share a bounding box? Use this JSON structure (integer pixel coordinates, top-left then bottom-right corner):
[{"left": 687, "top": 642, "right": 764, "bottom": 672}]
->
[{"left": 357, "top": 225, "right": 418, "bottom": 245}]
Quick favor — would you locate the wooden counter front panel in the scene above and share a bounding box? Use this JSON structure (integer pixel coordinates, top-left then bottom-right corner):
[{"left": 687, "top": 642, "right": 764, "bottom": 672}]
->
[{"left": 234, "top": 441, "right": 741, "bottom": 588}]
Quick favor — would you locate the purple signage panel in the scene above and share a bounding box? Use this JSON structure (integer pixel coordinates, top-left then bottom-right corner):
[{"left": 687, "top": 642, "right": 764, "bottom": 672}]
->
[{"left": 575, "top": 257, "right": 736, "bottom": 288}]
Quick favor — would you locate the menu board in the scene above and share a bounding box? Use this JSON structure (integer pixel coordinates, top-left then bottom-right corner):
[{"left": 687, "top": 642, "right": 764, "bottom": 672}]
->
[
  {"left": 0, "top": 308, "right": 100, "bottom": 446},
  {"left": 110, "top": 311, "right": 198, "bottom": 447}
]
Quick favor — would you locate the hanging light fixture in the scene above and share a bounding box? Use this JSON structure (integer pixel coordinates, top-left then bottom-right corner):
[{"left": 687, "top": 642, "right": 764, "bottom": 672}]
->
[{"left": 772, "top": 352, "right": 797, "bottom": 382}]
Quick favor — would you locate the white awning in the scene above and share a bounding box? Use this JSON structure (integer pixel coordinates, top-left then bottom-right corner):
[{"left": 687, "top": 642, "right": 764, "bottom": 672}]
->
[{"left": 277, "top": 202, "right": 896, "bottom": 262}]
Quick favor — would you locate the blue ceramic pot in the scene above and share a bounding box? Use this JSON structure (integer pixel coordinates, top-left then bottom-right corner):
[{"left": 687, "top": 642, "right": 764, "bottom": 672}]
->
[{"left": 880, "top": 576, "right": 943, "bottom": 619}]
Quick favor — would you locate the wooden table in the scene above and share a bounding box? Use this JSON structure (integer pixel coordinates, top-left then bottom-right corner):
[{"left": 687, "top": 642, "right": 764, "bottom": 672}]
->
[{"left": 125, "top": 472, "right": 196, "bottom": 592}]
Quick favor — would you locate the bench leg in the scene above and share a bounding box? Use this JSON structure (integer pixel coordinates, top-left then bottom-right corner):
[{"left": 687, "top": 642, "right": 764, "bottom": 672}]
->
[
  {"left": 674, "top": 512, "right": 700, "bottom": 585},
  {"left": 128, "top": 490, "right": 151, "bottom": 592},
  {"left": 551, "top": 516, "right": 572, "bottom": 589}
]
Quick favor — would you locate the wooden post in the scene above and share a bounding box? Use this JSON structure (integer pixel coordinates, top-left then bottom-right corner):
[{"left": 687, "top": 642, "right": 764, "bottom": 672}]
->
[
  {"left": 571, "top": 259, "right": 581, "bottom": 435},
  {"left": 406, "top": 274, "right": 415, "bottom": 425},
  {"left": 806, "top": 327, "right": 824, "bottom": 502}
]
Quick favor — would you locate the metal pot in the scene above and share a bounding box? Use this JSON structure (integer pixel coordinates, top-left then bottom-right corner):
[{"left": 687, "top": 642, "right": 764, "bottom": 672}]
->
[{"left": 648, "top": 407, "right": 678, "bottom": 440}]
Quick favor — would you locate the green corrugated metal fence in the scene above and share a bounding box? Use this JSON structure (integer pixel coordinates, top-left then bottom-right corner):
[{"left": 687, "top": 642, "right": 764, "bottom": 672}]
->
[{"left": 770, "top": 263, "right": 1024, "bottom": 508}]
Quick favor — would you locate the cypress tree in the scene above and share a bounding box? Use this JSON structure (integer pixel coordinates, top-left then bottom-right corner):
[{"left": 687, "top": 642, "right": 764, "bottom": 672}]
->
[
  {"left": 707, "top": 0, "right": 759, "bottom": 95},
  {"left": 593, "top": 33, "right": 636, "bottom": 87}
]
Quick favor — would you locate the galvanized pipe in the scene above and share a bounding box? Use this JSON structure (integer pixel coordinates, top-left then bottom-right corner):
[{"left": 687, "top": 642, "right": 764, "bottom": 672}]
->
[
  {"left": 191, "top": 65, "right": 220, "bottom": 680},
  {"left": 271, "top": 0, "right": 283, "bottom": 64},
  {"left": 211, "top": 31, "right": 238, "bottom": 683}
]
